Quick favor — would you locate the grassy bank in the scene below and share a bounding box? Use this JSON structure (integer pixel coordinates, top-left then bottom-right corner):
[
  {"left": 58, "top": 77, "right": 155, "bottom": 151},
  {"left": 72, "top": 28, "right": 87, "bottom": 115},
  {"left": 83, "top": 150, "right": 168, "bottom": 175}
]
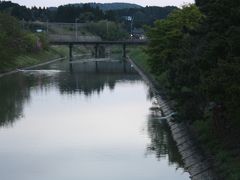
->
[
  {"left": 15, "top": 46, "right": 68, "bottom": 69},
  {"left": 128, "top": 47, "right": 149, "bottom": 71},
  {"left": 0, "top": 46, "right": 69, "bottom": 74},
  {"left": 129, "top": 47, "right": 240, "bottom": 180},
  {"left": 1, "top": 45, "right": 93, "bottom": 73}
]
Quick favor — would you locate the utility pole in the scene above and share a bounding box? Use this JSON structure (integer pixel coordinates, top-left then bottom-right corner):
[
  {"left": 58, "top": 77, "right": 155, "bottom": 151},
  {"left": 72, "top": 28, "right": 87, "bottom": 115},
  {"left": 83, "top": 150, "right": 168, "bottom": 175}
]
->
[
  {"left": 46, "top": 20, "right": 49, "bottom": 34},
  {"left": 75, "top": 18, "right": 79, "bottom": 40},
  {"left": 106, "top": 21, "right": 109, "bottom": 39},
  {"left": 126, "top": 16, "right": 134, "bottom": 40},
  {"left": 130, "top": 17, "right": 134, "bottom": 40}
]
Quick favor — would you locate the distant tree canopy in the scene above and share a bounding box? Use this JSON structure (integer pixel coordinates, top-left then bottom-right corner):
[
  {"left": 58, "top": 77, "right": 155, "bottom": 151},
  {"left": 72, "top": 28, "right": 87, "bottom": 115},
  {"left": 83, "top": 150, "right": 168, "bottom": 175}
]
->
[
  {"left": 0, "top": 1, "right": 176, "bottom": 26},
  {"left": 85, "top": 20, "right": 128, "bottom": 40},
  {"left": 113, "top": 6, "right": 177, "bottom": 27},
  {"left": 55, "top": 4, "right": 105, "bottom": 23}
]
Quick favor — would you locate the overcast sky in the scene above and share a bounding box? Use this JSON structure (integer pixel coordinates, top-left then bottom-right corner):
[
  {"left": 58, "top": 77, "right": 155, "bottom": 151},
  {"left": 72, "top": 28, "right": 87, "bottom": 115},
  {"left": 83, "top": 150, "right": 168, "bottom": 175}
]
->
[{"left": 10, "top": 0, "right": 195, "bottom": 8}]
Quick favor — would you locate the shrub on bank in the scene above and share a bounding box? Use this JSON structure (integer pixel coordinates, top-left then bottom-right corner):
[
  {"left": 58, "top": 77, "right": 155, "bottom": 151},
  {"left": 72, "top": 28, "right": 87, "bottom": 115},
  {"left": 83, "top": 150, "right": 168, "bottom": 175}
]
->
[
  {"left": 0, "top": 13, "right": 22, "bottom": 69},
  {"left": 22, "top": 33, "right": 39, "bottom": 52},
  {"left": 0, "top": 13, "right": 49, "bottom": 71}
]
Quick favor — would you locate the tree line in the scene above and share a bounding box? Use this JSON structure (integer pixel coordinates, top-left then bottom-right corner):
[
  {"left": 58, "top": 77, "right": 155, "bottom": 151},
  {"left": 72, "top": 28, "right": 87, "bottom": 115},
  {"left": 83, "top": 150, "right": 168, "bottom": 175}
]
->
[
  {"left": 146, "top": 1, "right": 240, "bottom": 178},
  {"left": 0, "top": 1, "right": 176, "bottom": 26}
]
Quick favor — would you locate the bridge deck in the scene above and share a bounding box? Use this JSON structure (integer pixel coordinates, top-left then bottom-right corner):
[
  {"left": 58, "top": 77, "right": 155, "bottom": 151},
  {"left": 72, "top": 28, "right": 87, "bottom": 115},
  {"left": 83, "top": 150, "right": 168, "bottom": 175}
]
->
[{"left": 50, "top": 40, "right": 148, "bottom": 45}]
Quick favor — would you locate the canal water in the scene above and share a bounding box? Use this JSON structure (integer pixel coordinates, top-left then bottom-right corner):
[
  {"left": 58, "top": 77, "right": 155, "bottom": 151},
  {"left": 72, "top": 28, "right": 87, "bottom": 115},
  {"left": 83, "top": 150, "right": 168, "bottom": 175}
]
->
[{"left": 0, "top": 59, "right": 190, "bottom": 180}]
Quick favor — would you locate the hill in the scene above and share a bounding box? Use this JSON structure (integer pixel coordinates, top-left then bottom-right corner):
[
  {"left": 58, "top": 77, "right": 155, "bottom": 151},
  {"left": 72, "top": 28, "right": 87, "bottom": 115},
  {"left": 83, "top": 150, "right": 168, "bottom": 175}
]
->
[
  {"left": 0, "top": 1, "right": 177, "bottom": 25},
  {"left": 71, "top": 3, "right": 142, "bottom": 11}
]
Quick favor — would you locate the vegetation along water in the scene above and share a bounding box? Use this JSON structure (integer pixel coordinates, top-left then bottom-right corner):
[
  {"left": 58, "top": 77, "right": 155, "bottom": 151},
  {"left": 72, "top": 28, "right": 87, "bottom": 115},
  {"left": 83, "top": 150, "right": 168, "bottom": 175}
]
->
[{"left": 0, "top": 0, "right": 240, "bottom": 179}]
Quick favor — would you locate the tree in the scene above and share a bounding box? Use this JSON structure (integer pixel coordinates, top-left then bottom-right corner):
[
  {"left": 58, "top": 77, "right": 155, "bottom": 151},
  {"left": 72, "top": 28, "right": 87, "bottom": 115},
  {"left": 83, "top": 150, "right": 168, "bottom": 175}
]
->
[
  {"left": 0, "top": 13, "right": 48, "bottom": 71},
  {"left": 86, "top": 20, "right": 128, "bottom": 40},
  {"left": 195, "top": 0, "right": 240, "bottom": 135},
  {"left": 0, "top": 13, "right": 23, "bottom": 70},
  {"left": 146, "top": 5, "right": 205, "bottom": 122}
]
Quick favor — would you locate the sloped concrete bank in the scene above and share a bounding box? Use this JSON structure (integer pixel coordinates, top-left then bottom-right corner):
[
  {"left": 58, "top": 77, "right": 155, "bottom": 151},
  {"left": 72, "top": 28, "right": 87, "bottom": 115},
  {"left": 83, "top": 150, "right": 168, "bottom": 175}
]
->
[{"left": 128, "top": 57, "right": 217, "bottom": 180}]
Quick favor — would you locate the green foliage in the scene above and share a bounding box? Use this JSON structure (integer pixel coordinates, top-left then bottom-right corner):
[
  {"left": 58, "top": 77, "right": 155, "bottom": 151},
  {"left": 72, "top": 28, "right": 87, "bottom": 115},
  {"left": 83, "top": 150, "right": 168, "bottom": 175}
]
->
[
  {"left": 86, "top": 20, "right": 128, "bottom": 40},
  {"left": 0, "top": 1, "right": 176, "bottom": 27},
  {"left": 21, "top": 33, "right": 38, "bottom": 52},
  {"left": 114, "top": 6, "right": 177, "bottom": 28},
  {"left": 0, "top": 13, "right": 22, "bottom": 69},
  {"left": 146, "top": 1, "right": 240, "bottom": 178},
  {"left": 37, "top": 33, "right": 49, "bottom": 50},
  {"left": 146, "top": 5, "right": 204, "bottom": 73},
  {"left": 0, "top": 13, "right": 49, "bottom": 71},
  {"left": 146, "top": 5, "right": 205, "bottom": 122},
  {"left": 15, "top": 46, "right": 67, "bottom": 68}
]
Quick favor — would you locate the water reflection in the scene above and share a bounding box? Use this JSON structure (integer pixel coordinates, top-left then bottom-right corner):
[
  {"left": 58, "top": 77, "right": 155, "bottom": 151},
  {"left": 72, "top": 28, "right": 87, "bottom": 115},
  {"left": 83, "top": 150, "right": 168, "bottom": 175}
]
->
[
  {"left": 0, "top": 60, "right": 140, "bottom": 127},
  {"left": 58, "top": 61, "right": 140, "bottom": 96},
  {"left": 0, "top": 71, "right": 62, "bottom": 127},
  {"left": 0, "top": 59, "right": 189, "bottom": 180},
  {"left": 0, "top": 74, "right": 30, "bottom": 127},
  {"left": 146, "top": 112, "right": 185, "bottom": 168}
]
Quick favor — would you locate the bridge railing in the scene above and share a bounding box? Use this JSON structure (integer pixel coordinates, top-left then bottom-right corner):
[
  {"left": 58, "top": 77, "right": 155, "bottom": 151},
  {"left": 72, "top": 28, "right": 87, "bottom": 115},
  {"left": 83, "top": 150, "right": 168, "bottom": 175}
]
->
[{"left": 48, "top": 34, "right": 102, "bottom": 42}]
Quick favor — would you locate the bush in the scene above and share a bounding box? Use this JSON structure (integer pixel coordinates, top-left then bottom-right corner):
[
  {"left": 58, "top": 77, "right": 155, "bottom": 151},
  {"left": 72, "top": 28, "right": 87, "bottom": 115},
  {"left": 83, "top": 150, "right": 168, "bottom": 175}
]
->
[
  {"left": 0, "top": 13, "right": 49, "bottom": 71},
  {"left": 22, "top": 33, "right": 38, "bottom": 52},
  {"left": 37, "top": 33, "right": 49, "bottom": 50},
  {"left": 86, "top": 20, "right": 128, "bottom": 40},
  {"left": 0, "top": 13, "right": 22, "bottom": 69}
]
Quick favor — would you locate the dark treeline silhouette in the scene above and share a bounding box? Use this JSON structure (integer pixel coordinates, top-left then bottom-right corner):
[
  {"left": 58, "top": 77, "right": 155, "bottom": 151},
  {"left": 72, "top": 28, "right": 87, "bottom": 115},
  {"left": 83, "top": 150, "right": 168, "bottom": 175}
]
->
[
  {"left": 146, "top": 1, "right": 240, "bottom": 178},
  {"left": 113, "top": 6, "right": 177, "bottom": 27},
  {"left": 55, "top": 4, "right": 105, "bottom": 22},
  {"left": 0, "top": 1, "right": 176, "bottom": 26},
  {"left": 71, "top": 2, "right": 142, "bottom": 11}
]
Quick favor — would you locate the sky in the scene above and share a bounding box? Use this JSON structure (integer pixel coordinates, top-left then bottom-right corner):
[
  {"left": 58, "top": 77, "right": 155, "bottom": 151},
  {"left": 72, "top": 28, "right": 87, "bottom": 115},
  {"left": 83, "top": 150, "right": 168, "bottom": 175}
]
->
[{"left": 10, "top": 0, "right": 195, "bottom": 8}]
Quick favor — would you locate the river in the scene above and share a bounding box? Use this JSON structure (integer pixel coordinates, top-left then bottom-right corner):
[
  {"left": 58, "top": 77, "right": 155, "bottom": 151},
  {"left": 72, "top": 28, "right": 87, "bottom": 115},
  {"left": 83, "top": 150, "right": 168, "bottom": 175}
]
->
[{"left": 0, "top": 58, "right": 190, "bottom": 180}]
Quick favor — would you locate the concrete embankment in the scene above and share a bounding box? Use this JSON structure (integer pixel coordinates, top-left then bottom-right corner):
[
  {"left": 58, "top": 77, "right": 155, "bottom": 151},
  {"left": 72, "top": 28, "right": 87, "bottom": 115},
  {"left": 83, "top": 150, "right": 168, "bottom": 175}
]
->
[{"left": 128, "top": 56, "right": 217, "bottom": 180}]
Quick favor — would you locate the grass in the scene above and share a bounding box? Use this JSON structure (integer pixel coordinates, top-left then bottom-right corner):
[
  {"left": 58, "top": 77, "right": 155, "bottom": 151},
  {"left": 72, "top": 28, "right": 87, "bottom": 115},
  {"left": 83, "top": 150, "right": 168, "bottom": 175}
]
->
[
  {"left": 0, "top": 43, "right": 92, "bottom": 74},
  {"left": 0, "top": 46, "right": 68, "bottom": 73},
  {"left": 72, "top": 46, "right": 92, "bottom": 56},
  {"left": 15, "top": 45, "right": 92, "bottom": 70},
  {"left": 128, "top": 46, "right": 150, "bottom": 72},
  {"left": 15, "top": 46, "right": 68, "bottom": 68}
]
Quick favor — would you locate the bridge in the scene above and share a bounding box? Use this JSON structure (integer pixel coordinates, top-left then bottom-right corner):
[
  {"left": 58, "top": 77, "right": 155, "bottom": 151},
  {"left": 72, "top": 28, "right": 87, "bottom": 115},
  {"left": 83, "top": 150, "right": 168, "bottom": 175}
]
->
[
  {"left": 49, "top": 38, "right": 148, "bottom": 60},
  {"left": 23, "top": 21, "right": 148, "bottom": 59}
]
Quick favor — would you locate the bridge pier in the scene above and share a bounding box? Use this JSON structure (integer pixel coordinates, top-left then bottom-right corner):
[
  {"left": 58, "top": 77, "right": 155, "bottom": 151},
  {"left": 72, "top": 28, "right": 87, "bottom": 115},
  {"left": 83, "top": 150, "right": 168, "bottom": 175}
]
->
[
  {"left": 123, "top": 43, "right": 126, "bottom": 58},
  {"left": 50, "top": 40, "right": 147, "bottom": 61},
  {"left": 69, "top": 44, "right": 73, "bottom": 61},
  {"left": 94, "top": 44, "right": 99, "bottom": 58}
]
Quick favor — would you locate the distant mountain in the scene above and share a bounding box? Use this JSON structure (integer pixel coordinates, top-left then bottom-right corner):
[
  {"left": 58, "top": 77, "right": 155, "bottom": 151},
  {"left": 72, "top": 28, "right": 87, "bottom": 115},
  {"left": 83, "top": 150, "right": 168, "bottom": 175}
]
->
[
  {"left": 47, "top": 7, "right": 58, "bottom": 11},
  {"left": 71, "top": 3, "right": 142, "bottom": 11}
]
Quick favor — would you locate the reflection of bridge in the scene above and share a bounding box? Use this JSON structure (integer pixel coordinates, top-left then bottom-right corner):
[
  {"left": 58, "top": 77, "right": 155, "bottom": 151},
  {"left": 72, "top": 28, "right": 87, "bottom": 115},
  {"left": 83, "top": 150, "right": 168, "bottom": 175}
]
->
[
  {"left": 50, "top": 39, "right": 148, "bottom": 59},
  {"left": 60, "top": 61, "right": 140, "bottom": 96}
]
